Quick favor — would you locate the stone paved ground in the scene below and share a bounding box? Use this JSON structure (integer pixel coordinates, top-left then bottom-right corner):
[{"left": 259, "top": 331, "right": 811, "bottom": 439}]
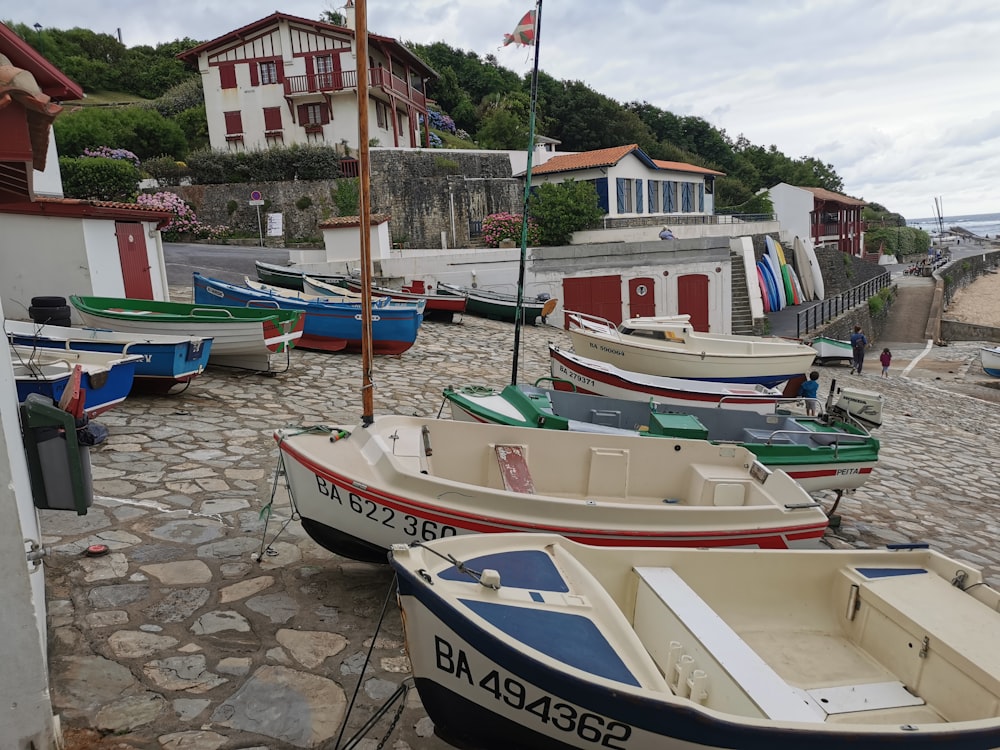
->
[{"left": 42, "top": 303, "right": 1000, "bottom": 749}]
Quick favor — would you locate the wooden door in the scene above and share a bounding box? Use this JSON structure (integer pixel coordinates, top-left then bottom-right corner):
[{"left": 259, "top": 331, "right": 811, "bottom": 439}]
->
[
  {"left": 562, "top": 275, "right": 623, "bottom": 327},
  {"left": 677, "top": 273, "right": 709, "bottom": 331},
  {"left": 628, "top": 277, "right": 656, "bottom": 319},
  {"left": 116, "top": 222, "right": 154, "bottom": 299}
]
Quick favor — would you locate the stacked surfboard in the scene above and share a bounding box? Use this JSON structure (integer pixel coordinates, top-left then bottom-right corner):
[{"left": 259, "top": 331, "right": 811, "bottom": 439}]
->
[{"left": 756, "top": 236, "right": 825, "bottom": 310}]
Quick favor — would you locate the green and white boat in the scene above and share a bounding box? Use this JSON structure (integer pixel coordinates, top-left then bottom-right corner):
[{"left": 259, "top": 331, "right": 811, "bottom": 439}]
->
[
  {"left": 70, "top": 295, "right": 304, "bottom": 372},
  {"left": 443, "top": 382, "right": 879, "bottom": 493},
  {"left": 437, "top": 281, "right": 556, "bottom": 324},
  {"left": 810, "top": 336, "right": 853, "bottom": 364}
]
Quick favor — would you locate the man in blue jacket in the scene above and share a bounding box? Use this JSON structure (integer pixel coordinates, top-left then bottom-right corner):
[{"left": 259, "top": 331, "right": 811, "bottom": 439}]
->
[{"left": 850, "top": 325, "right": 868, "bottom": 374}]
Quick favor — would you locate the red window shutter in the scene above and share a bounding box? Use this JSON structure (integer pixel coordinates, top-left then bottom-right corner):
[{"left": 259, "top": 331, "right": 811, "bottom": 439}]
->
[
  {"left": 263, "top": 107, "right": 282, "bottom": 131},
  {"left": 296, "top": 104, "right": 308, "bottom": 125},
  {"left": 224, "top": 110, "right": 243, "bottom": 135},
  {"left": 321, "top": 105, "right": 331, "bottom": 124},
  {"left": 249, "top": 63, "right": 259, "bottom": 87},
  {"left": 275, "top": 59, "right": 285, "bottom": 82},
  {"left": 219, "top": 64, "right": 236, "bottom": 89}
]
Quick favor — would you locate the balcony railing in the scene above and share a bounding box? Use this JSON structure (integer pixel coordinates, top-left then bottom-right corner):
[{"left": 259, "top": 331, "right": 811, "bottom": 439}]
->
[{"left": 284, "top": 69, "right": 426, "bottom": 108}]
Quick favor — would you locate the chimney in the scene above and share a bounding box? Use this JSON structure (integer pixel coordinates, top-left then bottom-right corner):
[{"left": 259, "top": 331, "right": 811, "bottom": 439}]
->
[{"left": 343, "top": 0, "right": 355, "bottom": 31}]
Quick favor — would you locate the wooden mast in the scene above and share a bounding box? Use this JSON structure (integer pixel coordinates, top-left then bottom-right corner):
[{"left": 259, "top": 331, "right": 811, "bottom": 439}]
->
[{"left": 356, "top": 0, "right": 375, "bottom": 426}]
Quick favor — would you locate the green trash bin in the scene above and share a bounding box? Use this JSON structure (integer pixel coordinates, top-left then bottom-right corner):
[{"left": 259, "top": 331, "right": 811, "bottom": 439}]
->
[{"left": 19, "top": 393, "right": 106, "bottom": 514}]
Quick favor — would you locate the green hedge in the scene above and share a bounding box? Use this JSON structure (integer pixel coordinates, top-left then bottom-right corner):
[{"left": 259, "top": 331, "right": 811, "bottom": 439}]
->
[
  {"left": 59, "top": 157, "right": 139, "bottom": 201},
  {"left": 185, "top": 145, "right": 345, "bottom": 184}
]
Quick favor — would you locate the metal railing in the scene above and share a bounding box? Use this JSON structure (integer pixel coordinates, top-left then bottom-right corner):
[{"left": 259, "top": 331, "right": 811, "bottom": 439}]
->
[
  {"left": 795, "top": 271, "right": 892, "bottom": 338},
  {"left": 283, "top": 69, "right": 426, "bottom": 108}
]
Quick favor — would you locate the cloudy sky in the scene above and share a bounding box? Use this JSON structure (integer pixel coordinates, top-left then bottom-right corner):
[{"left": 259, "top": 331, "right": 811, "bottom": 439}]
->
[{"left": 11, "top": 1, "right": 1000, "bottom": 219}]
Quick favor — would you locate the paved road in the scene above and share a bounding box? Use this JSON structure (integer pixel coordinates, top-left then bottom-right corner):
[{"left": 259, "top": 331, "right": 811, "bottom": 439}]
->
[{"left": 164, "top": 242, "right": 290, "bottom": 286}]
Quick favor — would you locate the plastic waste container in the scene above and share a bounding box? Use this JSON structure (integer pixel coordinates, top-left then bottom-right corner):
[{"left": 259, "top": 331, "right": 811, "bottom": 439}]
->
[{"left": 19, "top": 393, "right": 108, "bottom": 514}]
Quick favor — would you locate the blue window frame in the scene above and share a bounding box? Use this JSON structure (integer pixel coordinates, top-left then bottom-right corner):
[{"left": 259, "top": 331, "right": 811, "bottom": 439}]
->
[
  {"left": 636, "top": 179, "right": 643, "bottom": 214},
  {"left": 663, "top": 181, "right": 676, "bottom": 212},
  {"left": 682, "top": 182, "right": 694, "bottom": 212}
]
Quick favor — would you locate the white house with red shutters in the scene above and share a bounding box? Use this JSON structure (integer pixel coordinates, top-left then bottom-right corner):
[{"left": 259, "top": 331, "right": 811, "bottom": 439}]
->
[{"left": 177, "top": 5, "right": 437, "bottom": 154}]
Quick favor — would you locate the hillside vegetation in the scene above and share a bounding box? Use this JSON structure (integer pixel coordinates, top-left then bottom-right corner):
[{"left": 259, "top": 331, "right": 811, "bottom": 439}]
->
[{"left": 9, "top": 19, "right": 872, "bottom": 213}]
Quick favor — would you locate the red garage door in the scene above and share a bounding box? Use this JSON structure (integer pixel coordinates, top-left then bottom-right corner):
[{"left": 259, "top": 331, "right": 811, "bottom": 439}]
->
[
  {"left": 628, "top": 277, "right": 656, "bottom": 319},
  {"left": 116, "top": 221, "right": 154, "bottom": 299},
  {"left": 561, "top": 275, "right": 622, "bottom": 327},
  {"left": 677, "top": 273, "right": 709, "bottom": 331}
]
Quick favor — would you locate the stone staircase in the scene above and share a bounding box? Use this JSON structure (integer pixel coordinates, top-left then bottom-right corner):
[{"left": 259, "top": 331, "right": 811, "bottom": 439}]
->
[{"left": 729, "top": 250, "right": 755, "bottom": 335}]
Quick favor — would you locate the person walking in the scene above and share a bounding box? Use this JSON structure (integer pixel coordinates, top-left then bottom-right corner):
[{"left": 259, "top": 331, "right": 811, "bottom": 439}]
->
[
  {"left": 880, "top": 347, "right": 892, "bottom": 378},
  {"left": 798, "top": 370, "right": 821, "bottom": 416},
  {"left": 849, "top": 325, "right": 868, "bottom": 374}
]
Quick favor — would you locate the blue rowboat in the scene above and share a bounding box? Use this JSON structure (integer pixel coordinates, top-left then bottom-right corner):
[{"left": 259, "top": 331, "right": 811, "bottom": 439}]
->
[
  {"left": 193, "top": 273, "right": 422, "bottom": 355},
  {"left": 6, "top": 320, "right": 212, "bottom": 394},
  {"left": 10, "top": 344, "right": 143, "bottom": 416}
]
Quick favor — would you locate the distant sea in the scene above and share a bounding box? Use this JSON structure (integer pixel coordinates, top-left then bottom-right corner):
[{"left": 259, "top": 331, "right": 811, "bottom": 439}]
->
[{"left": 907, "top": 212, "right": 1000, "bottom": 239}]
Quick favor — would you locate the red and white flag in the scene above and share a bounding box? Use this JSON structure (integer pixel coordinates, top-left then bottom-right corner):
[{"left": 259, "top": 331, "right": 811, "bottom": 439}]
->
[{"left": 503, "top": 9, "right": 536, "bottom": 46}]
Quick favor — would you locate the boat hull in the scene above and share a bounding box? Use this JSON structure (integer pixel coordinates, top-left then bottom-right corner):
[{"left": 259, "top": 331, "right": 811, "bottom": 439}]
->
[
  {"left": 391, "top": 535, "right": 1000, "bottom": 750},
  {"left": 981, "top": 347, "right": 1000, "bottom": 377},
  {"left": 550, "top": 345, "right": 789, "bottom": 414},
  {"left": 438, "top": 282, "right": 552, "bottom": 324},
  {"left": 339, "top": 278, "right": 467, "bottom": 322},
  {"left": 70, "top": 295, "right": 303, "bottom": 372},
  {"left": 810, "top": 336, "right": 853, "bottom": 364},
  {"left": 11, "top": 345, "right": 142, "bottom": 416},
  {"left": 195, "top": 274, "right": 421, "bottom": 355},
  {"left": 566, "top": 313, "right": 816, "bottom": 386},
  {"left": 275, "top": 416, "right": 830, "bottom": 563},
  {"left": 6, "top": 320, "right": 212, "bottom": 393}
]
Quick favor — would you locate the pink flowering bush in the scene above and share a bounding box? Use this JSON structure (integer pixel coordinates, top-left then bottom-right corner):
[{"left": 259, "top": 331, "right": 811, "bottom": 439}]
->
[
  {"left": 83, "top": 146, "right": 141, "bottom": 168},
  {"left": 137, "top": 192, "right": 226, "bottom": 241},
  {"left": 481, "top": 212, "right": 539, "bottom": 248}
]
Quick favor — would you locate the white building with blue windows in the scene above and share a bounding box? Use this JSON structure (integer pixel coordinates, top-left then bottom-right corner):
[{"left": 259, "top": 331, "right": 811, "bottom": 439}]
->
[{"left": 524, "top": 143, "right": 724, "bottom": 224}]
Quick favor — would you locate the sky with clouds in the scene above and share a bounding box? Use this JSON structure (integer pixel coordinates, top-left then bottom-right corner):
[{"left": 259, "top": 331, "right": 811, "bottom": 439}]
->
[{"left": 10, "top": 0, "right": 1000, "bottom": 219}]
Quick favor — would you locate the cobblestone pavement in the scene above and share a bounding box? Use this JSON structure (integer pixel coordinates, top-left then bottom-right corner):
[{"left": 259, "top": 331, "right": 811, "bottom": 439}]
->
[{"left": 42, "top": 308, "right": 1000, "bottom": 749}]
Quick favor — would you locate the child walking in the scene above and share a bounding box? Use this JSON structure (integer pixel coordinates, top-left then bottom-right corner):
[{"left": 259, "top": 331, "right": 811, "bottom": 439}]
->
[
  {"left": 880, "top": 348, "right": 892, "bottom": 378},
  {"left": 798, "top": 371, "right": 821, "bottom": 416}
]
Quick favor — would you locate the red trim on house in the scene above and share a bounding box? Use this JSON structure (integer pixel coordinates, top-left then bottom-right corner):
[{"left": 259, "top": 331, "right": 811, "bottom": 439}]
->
[
  {"left": 0, "top": 196, "right": 173, "bottom": 222},
  {"left": 0, "top": 23, "right": 83, "bottom": 100}
]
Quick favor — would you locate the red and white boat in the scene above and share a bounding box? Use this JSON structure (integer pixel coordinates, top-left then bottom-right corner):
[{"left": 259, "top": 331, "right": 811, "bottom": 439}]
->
[
  {"left": 275, "top": 415, "right": 829, "bottom": 564},
  {"left": 550, "top": 345, "right": 792, "bottom": 414}
]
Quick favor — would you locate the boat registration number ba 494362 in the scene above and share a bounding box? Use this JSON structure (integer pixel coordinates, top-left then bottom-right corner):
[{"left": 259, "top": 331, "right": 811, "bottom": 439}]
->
[
  {"left": 314, "top": 475, "right": 459, "bottom": 541},
  {"left": 433, "top": 634, "right": 633, "bottom": 749}
]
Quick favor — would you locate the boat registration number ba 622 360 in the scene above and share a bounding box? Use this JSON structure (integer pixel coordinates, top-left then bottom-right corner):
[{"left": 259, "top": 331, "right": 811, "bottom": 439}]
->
[
  {"left": 314, "top": 474, "right": 459, "bottom": 541},
  {"left": 433, "top": 634, "right": 633, "bottom": 748}
]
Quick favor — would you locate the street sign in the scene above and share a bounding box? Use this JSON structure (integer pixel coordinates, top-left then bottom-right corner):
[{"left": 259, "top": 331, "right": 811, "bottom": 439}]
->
[{"left": 249, "top": 190, "right": 264, "bottom": 206}]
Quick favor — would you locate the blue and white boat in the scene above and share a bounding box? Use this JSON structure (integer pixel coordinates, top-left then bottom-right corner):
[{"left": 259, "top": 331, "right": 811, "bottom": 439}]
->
[
  {"left": 391, "top": 532, "right": 1000, "bottom": 750},
  {"left": 193, "top": 273, "right": 423, "bottom": 355},
  {"left": 10, "top": 344, "right": 143, "bottom": 416},
  {"left": 981, "top": 346, "right": 1000, "bottom": 377},
  {"left": 6, "top": 320, "right": 212, "bottom": 393}
]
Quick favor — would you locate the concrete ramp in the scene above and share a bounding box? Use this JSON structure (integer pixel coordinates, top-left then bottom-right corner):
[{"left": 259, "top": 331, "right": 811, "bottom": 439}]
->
[{"left": 881, "top": 277, "right": 935, "bottom": 344}]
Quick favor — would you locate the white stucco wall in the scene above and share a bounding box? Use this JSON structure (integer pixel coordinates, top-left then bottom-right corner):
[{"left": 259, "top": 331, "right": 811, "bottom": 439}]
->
[
  {"left": 320, "top": 221, "right": 391, "bottom": 266},
  {"left": 767, "top": 183, "right": 814, "bottom": 244},
  {"left": 572, "top": 219, "right": 780, "bottom": 244},
  {"left": 0, "top": 215, "right": 168, "bottom": 321},
  {"left": 31, "top": 128, "right": 65, "bottom": 197},
  {"left": 0, "top": 295, "right": 58, "bottom": 748}
]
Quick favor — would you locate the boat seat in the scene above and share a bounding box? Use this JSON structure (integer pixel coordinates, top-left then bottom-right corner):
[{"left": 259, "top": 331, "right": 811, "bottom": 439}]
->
[
  {"left": 685, "top": 464, "right": 747, "bottom": 506},
  {"left": 494, "top": 444, "right": 535, "bottom": 494},
  {"left": 633, "top": 566, "right": 825, "bottom": 722},
  {"left": 586, "top": 447, "right": 629, "bottom": 500},
  {"left": 742, "top": 428, "right": 795, "bottom": 444},
  {"left": 846, "top": 567, "right": 1000, "bottom": 701}
]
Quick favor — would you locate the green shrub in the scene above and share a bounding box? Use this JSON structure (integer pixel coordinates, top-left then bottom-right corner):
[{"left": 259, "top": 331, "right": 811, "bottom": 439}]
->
[
  {"left": 59, "top": 156, "right": 139, "bottom": 201},
  {"left": 333, "top": 177, "right": 360, "bottom": 216},
  {"left": 295, "top": 196, "right": 313, "bottom": 210},
  {"left": 226, "top": 200, "right": 238, "bottom": 215},
  {"left": 184, "top": 144, "right": 343, "bottom": 184},
  {"left": 528, "top": 179, "right": 604, "bottom": 246},
  {"left": 140, "top": 154, "right": 189, "bottom": 186}
]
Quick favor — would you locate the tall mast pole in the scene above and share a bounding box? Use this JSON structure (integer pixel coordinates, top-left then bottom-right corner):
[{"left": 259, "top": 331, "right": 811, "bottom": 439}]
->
[
  {"left": 510, "top": 0, "right": 543, "bottom": 385},
  {"left": 356, "top": 0, "right": 375, "bottom": 426}
]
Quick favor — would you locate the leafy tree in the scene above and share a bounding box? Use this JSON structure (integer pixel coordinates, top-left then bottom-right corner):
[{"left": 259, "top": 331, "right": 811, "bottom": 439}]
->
[
  {"left": 528, "top": 180, "right": 604, "bottom": 246},
  {"left": 174, "top": 105, "right": 210, "bottom": 152}
]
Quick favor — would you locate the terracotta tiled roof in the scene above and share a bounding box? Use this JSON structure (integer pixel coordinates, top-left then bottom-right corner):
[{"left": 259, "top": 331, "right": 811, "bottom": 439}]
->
[
  {"left": 319, "top": 213, "right": 391, "bottom": 228},
  {"left": 797, "top": 186, "right": 867, "bottom": 206},
  {"left": 530, "top": 144, "right": 640, "bottom": 176},
  {"left": 653, "top": 160, "right": 725, "bottom": 177},
  {"left": 0, "top": 195, "right": 174, "bottom": 221}
]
